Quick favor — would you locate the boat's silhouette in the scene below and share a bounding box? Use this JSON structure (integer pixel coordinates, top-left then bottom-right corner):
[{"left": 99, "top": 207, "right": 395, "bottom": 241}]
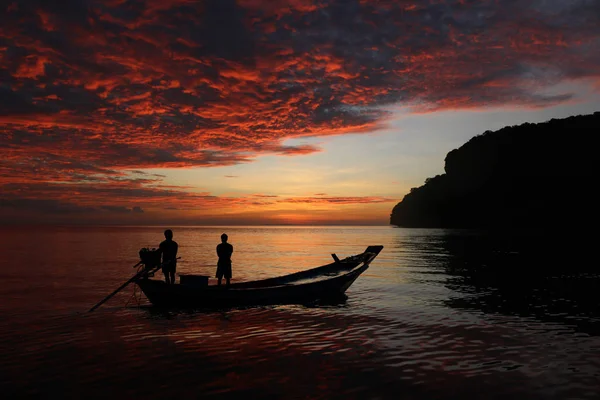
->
[{"left": 136, "top": 246, "right": 383, "bottom": 308}]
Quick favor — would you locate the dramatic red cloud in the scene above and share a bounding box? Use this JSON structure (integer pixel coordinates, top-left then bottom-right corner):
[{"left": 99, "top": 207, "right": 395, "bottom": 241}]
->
[{"left": 1, "top": 0, "right": 599, "bottom": 222}]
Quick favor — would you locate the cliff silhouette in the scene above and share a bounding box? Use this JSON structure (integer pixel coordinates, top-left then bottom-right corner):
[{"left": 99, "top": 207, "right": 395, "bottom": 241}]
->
[{"left": 390, "top": 112, "right": 599, "bottom": 229}]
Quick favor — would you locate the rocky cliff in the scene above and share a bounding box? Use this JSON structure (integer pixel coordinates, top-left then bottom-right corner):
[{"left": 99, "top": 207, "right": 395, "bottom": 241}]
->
[{"left": 390, "top": 112, "right": 599, "bottom": 228}]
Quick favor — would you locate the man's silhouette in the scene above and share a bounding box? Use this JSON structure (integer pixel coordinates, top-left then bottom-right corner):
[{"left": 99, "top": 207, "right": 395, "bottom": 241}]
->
[
  {"left": 159, "top": 229, "right": 178, "bottom": 284},
  {"left": 216, "top": 233, "right": 233, "bottom": 287}
]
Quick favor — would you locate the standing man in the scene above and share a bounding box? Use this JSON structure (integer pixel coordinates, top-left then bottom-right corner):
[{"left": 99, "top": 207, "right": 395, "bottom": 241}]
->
[
  {"left": 159, "top": 229, "right": 178, "bottom": 284},
  {"left": 216, "top": 233, "right": 233, "bottom": 287}
]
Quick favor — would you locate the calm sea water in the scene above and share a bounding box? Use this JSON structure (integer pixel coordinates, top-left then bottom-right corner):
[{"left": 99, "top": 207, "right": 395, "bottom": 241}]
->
[{"left": 1, "top": 226, "right": 599, "bottom": 399}]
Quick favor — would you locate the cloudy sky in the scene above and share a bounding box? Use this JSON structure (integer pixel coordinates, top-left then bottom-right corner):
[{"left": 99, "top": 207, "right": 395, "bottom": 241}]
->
[{"left": 1, "top": 0, "right": 599, "bottom": 225}]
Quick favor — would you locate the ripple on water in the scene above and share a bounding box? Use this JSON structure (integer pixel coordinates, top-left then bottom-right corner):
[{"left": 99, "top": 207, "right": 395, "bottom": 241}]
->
[{"left": 1, "top": 226, "right": 600, "bottom": 399}]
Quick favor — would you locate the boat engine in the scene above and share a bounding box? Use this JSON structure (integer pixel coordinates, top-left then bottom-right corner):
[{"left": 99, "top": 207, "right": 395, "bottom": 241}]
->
[{"left": 139, "top": 247, "right": 161, "bottom": 269}]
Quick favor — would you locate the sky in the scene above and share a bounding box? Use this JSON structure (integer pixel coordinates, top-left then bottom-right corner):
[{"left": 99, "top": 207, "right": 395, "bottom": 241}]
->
[{"left": 1, "top": 0, "right": 599, "bottom": 226}]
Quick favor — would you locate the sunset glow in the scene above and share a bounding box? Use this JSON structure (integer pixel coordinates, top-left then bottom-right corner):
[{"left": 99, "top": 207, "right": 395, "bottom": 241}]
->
[{"left": 1, "top": 0, "right": 599, "bottom": 225}]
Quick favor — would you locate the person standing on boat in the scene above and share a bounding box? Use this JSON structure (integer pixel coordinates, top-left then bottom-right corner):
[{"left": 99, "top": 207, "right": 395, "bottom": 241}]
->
[
  {"left": 159, "top": 229, "right": 178, "bottom": 284},
  {"left": 216, "top": 233, "right": 233, "bottom": 287}
]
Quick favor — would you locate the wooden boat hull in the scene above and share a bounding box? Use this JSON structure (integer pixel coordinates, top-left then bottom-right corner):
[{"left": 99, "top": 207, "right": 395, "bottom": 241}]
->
[{"left": 136, "top": 246, "right": 383, "bottom": 308}]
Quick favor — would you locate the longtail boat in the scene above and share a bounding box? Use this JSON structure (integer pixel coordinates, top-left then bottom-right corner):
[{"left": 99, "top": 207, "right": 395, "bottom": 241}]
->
[{"left": 134, "top": 246, "right": 383, "bottom": 308}]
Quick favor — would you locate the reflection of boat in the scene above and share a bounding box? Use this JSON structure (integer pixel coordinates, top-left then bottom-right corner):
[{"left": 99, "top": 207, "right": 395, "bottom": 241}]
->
[{"left": 136, "top": 246, "right": 383, "bottom": 308}]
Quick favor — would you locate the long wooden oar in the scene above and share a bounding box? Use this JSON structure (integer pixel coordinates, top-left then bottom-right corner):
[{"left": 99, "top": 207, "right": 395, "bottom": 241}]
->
[
  {"left": 88, "top": 261, "right": 146, "bottom": 312},
  {"left": 88, "top": 257, "right": 180, "bottom": 312},
  {"left": 87, "top": 260, "right": 162, "bottom": 312}
]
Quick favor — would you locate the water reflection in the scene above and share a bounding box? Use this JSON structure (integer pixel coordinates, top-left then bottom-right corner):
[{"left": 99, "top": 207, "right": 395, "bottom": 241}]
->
[
  {"left": 2, "top": 226, "right": 600, "bottom": 399},
  {"left": 425, "top": 230, "right": 600, "bottom": 336},
  {"left": 139, "top": 293, "right": 350, "bottom": 317}
]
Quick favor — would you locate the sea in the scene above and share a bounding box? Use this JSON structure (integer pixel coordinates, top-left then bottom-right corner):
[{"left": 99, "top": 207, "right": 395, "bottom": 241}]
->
[{"left": 1, "top": 225, "right": 599, "bottom": 399}]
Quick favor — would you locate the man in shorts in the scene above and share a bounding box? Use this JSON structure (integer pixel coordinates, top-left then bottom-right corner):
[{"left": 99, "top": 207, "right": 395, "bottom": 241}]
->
[
  {"left": 216, "top": 233, "right": 233, "bottom": 287},
  {"left": 159, "top": 229, "right": 178, "bottom": 284}
]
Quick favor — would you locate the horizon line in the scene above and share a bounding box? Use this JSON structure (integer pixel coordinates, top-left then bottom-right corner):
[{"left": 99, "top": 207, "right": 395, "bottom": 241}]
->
[{"left": 0, "top": 223, "right": 395, "bottom": 228}]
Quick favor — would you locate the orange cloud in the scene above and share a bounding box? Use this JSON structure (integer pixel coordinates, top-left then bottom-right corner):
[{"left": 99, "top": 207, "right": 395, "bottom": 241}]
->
[{"left": 1, "top": 0, "right": 599, "bottom": 223}]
